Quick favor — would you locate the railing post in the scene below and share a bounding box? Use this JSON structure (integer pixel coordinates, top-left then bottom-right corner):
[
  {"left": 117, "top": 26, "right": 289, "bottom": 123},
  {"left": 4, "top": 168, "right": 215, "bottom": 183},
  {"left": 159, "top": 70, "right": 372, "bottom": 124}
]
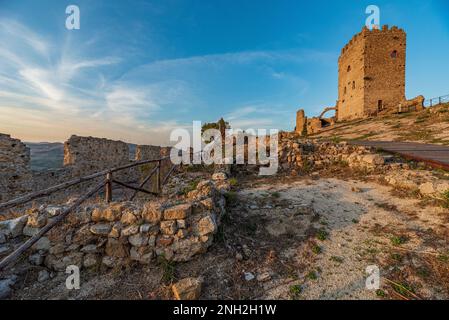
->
[
  {"left": 105, "top": 172, "right": 112, "bottom": 203},
  {"left": 156, "top": 160, "right": 161, "bottom": 194},
  {"left": 439, "top": 97, "right": 442, "bottom": 105}
]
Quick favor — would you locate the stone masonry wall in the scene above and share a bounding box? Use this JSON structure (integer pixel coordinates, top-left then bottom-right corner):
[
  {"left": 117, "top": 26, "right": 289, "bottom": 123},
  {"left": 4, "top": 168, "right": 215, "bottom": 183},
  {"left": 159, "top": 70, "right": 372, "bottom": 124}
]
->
[
  {"left": 0, "top": 134, "right": 32, "bottom": 203},
  {"left": 0, "top": 172, "right": 230, "bottom": 273},
  {"left": 64, "top": 135, "right": 131, "bottom": 177},
  {"left": 337, "top": 25, "right": 406, "bottom": 121}
]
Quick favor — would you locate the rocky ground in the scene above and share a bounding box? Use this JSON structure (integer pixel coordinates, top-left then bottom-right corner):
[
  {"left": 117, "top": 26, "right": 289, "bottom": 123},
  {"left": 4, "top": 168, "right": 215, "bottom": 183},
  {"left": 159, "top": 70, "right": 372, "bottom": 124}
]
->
[
  {"left": 5, "top": 163, "right": 448, "bottom": 300},
  {"left": 311, "top": 102, "right": 449, "bottom": 145}
]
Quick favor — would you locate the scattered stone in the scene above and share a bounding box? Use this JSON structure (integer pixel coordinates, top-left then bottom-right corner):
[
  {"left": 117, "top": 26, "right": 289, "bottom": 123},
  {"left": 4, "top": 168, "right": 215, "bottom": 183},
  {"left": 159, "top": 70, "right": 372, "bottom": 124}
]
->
[
  {"left": 212, "top": 172, "right": 227, "bottom": 181},
  {"left": 29, "top": 253, "right": 44, "bottom": 266},
  {"left": 257, "top": 272, "right": 271, "bottom": 282},
  {"left": 37, "top": 270, "right": 50, "bottom": 282},
  {"left": 49, "top": 244, "right": 65, "bottom": 255},
  {"left": 244, "top": 272, "right": 255, "bottom": 281},
  {"left": 235, "top": 252, "right": 243, "bottom": 261},
  {"left": 81, "top": 244, "right": 98, "bottom": 253},
  {"left": 90, "top": 223, "right": 112, "bottom": 236},
  {"left": 172, "top": 277, "right": 203, "bottom": 300},
  {"left": 32, "top": 237, "right": 50, "bottom": 251},
  {"left": 0, "top": 215, "right": 28, "bottom": 238},
  {"left": 0, "top": 277, "right": 16, "bottom": 299},
  {"left": 0, "top": 245, "right": 12, "bottom": 256},
  {"left": 45, "top": 206, "right": 63, "bottom": 217},
  {"left": 27, "top": 211, "right": 47, "bottom": 228},
  {"left": 102, "top": 256, "right": 115, "bottom": 268},
  {"left": 23, "top": 225, "right": 40, "bottom": 237},
  {"left": 83, "top": 254, "right": 98, "bottom": 268}
]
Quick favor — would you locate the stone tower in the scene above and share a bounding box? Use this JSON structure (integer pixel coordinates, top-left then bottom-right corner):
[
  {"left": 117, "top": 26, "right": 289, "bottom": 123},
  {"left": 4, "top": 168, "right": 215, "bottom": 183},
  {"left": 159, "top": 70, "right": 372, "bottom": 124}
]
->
[{"left": 336, "top": 25, "right": 406, "bottom": 121}]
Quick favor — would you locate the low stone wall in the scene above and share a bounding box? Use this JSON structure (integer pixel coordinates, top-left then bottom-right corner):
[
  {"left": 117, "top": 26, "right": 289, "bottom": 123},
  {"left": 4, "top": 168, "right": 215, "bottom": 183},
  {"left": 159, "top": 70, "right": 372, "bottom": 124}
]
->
[
  {"left": 0, "top": 134, "right": 32, "bottom": 203},
  {"left": 278, "top": 132, "right": 387, "bottom": 173},
  {"left": 0, "top": 172, "right": 230, "bottom": 273}
]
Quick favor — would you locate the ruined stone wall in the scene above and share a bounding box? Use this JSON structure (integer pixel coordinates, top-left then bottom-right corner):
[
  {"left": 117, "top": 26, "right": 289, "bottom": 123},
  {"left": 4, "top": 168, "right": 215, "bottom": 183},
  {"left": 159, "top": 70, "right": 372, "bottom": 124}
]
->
[
  {"left": 0, "top": 134, "right": 32, "bottom": 202},
  {"left": 0, "top": 172, "right": 229, "bottom": 274},
  {"left": 295, "top": 109, "right": 306, "bottom": 135},
  {"left": 337, "top": 29, "right": 366, "bottom": 120},
  {"left": 364, "top": 26, "right": 406, "bottom": 115},
  {"left": 337, "top": 26, "right": 406, "bottom": 121},
  {"left": 63, "top": 135, "right": 131, "bottom": 177}
]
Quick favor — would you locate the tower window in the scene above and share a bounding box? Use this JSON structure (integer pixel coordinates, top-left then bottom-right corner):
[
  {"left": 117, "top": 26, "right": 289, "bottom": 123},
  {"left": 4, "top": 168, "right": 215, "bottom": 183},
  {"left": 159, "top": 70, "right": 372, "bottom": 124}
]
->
[
  {"left": 390, "top": 50, "right": 398, "bottom": 58},
  {"left": 347, "top": 65, "right": 351, "bottom": 72},
  {"left": 344, "top": 87, "right": 347, "bottom": 95},
  {"left": 352, "top": 81, "right": 355, "bottom": 89}
]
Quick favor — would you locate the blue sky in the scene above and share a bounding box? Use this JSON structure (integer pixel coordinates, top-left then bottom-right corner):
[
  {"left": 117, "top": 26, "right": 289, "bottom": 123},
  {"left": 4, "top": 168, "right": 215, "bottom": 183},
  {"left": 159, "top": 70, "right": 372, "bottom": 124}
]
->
[{"left": 0, "top": 0, "right": 448, "bottom": 144}]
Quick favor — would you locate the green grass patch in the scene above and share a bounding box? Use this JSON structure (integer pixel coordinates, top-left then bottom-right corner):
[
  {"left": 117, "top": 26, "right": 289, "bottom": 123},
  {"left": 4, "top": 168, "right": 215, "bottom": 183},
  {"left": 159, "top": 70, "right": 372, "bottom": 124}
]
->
[
  {"left": 307, "top": 271, "right": 318, "bottom": 280},
  {"left": 289, "top": 285, "right": 302, "bottom": 299},
  {"left": 316, "top": 229, "right": 329, "bottom": 241},
  {"left": 228, "top": 177, "right": 238, "bottom": 186},
  {"left": 330, "top": 256, "right": 344, "bottom": 263},
  {"left": 390, "top": 235, "right": 409, "bottom": 246},
  {"left": 311, "top": 244, "right": 322, "bottom": 255}
]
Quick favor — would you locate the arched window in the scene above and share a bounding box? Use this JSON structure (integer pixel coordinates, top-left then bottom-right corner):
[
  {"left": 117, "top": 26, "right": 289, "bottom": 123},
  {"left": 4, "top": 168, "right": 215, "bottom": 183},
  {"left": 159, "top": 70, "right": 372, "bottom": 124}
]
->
[
  {"left": 347, "top": 65, "right": 351, "bottom": 72},
  {"left": 390, "top": 50, "right": 398, "bottom": 58},
  {"left": 344, "top": 87, "right": 347, "bottom": 95},
  {"left": 352, "top": 81, "right": 355, "bottom": 89}
]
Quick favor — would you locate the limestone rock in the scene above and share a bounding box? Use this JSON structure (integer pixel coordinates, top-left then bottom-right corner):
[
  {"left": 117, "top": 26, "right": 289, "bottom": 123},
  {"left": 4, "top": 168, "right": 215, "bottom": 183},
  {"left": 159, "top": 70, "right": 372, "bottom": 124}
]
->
[
  {"left": 90, "top": 223, "right": 112, "bottom": 236},
  {"left": 105, "top": 238, "right": 128, "bottom": 258},
  {"left": 23, "top": 225, "right": 40, "bottom": 237},
  {"left": 0, "top": 215, "right": 28, "bottom": 238},
  {"left": 142, "top": 203, "right": 162, "bottom": 224},
  {"left": 121, "top": 225, "right": 139, "bottom": 237},
  {"left": 121, "top": 212, "right": 137, "bottom": 225},
  {"left": 32, "top": 237, "right": 50, "bottom": 251},
  {"left": 160, "top": 220, "right": 177, "bottom": 235},
  {"left": 419, "top": 182, "right": 436, "bottom": 195},
  {"left": 172, "top": 277, "right": 202, "bottom": 300},
  {"left": 38, "top": 270, "right": 50, "bottom": 282},
  {"left": 197, "top": 214, "right": 217, "bottom": 236},
  {"left": 164, "top": 203, "right": 192, "bottom": 220},
  {"left": 83, "top": 254, "right": 99, "bottom": 268},
  {"left": 129, "top": 233, "right": 148, "bottom": 247}
]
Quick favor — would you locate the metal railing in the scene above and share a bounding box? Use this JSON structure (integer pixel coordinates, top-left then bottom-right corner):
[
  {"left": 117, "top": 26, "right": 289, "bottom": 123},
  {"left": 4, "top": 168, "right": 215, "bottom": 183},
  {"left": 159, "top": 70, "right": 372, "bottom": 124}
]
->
[
  {"left": 424, "top": 94, "right": 449, "bottom": 107},
  {"left": 0, "top": 155, "right": 178, "bottom": 270}
]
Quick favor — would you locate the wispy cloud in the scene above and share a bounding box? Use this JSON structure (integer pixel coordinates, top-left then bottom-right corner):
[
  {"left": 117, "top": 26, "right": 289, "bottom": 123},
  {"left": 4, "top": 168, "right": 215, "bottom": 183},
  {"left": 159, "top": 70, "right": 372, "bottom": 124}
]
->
[{"left": 0, "top": 17, "right": 331, "bottom": 144}]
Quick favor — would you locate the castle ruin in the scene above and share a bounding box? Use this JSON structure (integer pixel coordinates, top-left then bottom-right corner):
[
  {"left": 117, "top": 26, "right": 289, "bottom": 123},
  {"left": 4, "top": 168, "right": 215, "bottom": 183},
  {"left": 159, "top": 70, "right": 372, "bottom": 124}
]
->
[{"left": 296, "top": 25, "right": 424, "bottom": 135}]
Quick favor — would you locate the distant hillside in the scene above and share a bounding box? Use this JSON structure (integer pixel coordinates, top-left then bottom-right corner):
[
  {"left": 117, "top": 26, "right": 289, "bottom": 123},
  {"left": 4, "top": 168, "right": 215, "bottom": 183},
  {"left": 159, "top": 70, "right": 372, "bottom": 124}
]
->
[{"left": 26, "top": 142, "right": 138, "bottom": 171}]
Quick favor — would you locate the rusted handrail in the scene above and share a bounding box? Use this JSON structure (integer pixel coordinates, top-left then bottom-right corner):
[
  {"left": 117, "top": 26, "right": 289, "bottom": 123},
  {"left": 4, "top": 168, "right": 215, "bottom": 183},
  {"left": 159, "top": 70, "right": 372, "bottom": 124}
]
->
[
  {"left": 0, "top": 180, "right": 106, "bottom": 270},
  {"left": 0, "top": 156, "right": 170, "bottom": 213}
]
